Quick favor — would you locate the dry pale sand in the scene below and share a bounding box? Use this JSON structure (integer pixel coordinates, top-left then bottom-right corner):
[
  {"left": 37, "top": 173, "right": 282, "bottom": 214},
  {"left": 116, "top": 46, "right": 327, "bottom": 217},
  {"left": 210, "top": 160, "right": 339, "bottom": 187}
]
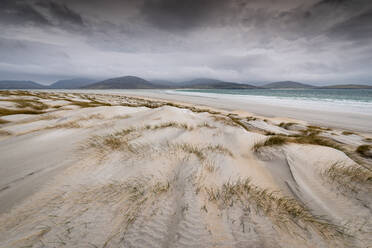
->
[{"left": 0, "top": 90, "right": 371, "bottom": 248}]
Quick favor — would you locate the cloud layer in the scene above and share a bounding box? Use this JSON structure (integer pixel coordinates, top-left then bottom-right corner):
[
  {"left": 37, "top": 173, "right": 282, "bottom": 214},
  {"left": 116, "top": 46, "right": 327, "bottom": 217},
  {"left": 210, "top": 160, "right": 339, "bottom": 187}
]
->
[{"left": 0, "top": 0, "right": 372, "bottom": 84}]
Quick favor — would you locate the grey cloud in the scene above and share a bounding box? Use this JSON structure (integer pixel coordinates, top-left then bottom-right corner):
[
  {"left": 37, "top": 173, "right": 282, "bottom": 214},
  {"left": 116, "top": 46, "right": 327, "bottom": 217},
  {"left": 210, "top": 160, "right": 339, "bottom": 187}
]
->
[
  {"left": 0, "top": 0, "right": 51, "bottom": 26},
  {"left": 140, "top": 0, "right": 227, "bottom": 31},
  {"left": 37, "top": 1, "right": 85, "bottom": 26},
  {"left": 328, "top": 9, "right": 372, "bottom": 42}
]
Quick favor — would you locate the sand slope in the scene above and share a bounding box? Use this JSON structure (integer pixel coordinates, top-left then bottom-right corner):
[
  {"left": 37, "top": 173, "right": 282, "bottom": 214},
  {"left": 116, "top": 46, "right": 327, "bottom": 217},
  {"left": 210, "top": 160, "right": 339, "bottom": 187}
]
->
[{"left": 0, "top": 91, "right": 371, "bottom": 248}]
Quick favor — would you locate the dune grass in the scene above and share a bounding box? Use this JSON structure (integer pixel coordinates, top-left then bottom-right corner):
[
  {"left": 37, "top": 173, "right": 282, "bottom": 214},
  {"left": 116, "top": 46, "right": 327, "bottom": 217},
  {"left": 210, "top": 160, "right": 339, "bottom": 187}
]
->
[
  {"left": 205, "top": 179, "right": 345, "bottom": 240},
  {"left": 324, "top": 162, "right": 372, "bottom": 186},
  {"left": 170, "top": 143, "right": 234, "bottom": 162},
  {"left": 279, "top": 122, "right": 296, "bottom": 130},
  {"left": 253, "top": 136, "right": 287, "bottom": 152},
  {"left": 356, "top": 145, "right": 372, "bottom": 158},
  {"left": 144, "top": 122, "right": 194, "bottom": 131},
  {"left": 67, "top": 100, "right": 111, "bottom": 108},
  {"left": 0, "top": 107, "right": 44, "bottom": 117},
  {"left": 342, "top": 131, "right": 355, "bottom": 136},
  {"left": 0, "top": 118, "right": 9, "bottom": 124},
  {"left": 253, "top": 132, "right": 343, "bottom": 152},
  {"left": 0, "top": 130, "right": 11, "bottom": 136},
  {"left": 211, "top": 115, "right": 239, "bottom": 127}
]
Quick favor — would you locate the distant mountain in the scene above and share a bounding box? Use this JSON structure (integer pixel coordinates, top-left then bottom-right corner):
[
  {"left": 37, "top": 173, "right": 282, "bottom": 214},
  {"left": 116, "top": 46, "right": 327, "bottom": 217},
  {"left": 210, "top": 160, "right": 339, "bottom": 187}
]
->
[
  {"left": 0, "top": 80, "right": 46, "bottom": 89},
  {"left": 50, "top": 78, "right": 97, "bottom": 89},
  {"left": 83, "top": 76, "right": 159, "bottom": 89},
  {"left": 319, "top": 84, "right": 372, "bottom": 89},
  {"left": 179, "top": 78, "right": 258, "bottom": 89},
  {"left": 150, "top": 79, "right": 175, "bottom": 87},
  {"left": 263, "top": 81, "right": 315, "bottom": 89}
]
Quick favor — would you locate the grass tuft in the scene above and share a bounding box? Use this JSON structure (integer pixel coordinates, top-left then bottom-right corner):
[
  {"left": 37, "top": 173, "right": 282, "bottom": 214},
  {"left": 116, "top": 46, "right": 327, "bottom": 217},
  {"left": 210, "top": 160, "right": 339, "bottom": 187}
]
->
[
  {"left": 0, "top": 107, "right": 44, "bottom": 117},
  {"left": 324, "top": 162, "right": 372, "bottom": 185},
  {"left": 342, "top": 131, "right": 355, "bottom": 136},
  {"left": 356, "top": 145, "right": 372, "bottom": 158},
  {"left": 205, "top": 179, "right": 345, "bottom": 240},
  {"left": 279, "top": 122, "right": 296, "bottom": 130},
  {"left": 0, "top": 118, "right": 10, "bottom": 124},
  {"left": 253, "top": 136, "right": 287, "bottom": 152}
]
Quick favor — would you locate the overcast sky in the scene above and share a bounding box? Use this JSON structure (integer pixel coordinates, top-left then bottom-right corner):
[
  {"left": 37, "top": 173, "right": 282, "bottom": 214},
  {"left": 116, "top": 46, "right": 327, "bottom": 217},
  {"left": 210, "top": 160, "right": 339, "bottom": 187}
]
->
[{"left": 1, "top": 0, "right": 372, "bottom": 85}]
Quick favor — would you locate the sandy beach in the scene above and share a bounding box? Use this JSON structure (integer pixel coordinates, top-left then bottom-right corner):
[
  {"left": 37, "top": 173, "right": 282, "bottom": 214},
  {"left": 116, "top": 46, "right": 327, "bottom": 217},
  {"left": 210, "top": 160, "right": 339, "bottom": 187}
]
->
[
  {"left": 0, "top": 90, "right": 371, "bottom": 248},
  {"left": 110, "top": 89, "right": 372, "bottom": 133}
]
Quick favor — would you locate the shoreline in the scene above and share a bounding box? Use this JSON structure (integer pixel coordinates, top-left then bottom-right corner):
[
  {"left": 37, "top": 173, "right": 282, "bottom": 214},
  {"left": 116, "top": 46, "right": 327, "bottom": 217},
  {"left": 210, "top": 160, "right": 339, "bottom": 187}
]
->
[{"left": 93, "top": 89, "right": 372, "bottom": 133}]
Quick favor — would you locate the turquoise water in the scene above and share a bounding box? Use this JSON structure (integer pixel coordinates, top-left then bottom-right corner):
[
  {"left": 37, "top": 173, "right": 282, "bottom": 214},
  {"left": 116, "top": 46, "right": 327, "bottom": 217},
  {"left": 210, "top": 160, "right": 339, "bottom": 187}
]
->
[{"left": 176, "top": 89, "right": 372, "bottom": 103}]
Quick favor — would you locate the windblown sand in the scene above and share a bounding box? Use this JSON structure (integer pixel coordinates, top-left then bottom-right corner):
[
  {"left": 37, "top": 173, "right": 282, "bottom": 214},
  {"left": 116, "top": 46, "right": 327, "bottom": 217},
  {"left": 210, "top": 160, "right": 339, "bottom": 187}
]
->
[{"left": 0, "top": 91, "right": 371, "bottom": 248}]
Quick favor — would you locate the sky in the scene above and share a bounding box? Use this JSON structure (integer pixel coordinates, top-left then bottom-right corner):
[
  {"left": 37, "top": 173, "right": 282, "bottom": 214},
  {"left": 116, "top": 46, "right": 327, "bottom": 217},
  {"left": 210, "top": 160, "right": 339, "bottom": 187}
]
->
[{"left": 0, "top": 0, "right": 372, "bottom": 85}]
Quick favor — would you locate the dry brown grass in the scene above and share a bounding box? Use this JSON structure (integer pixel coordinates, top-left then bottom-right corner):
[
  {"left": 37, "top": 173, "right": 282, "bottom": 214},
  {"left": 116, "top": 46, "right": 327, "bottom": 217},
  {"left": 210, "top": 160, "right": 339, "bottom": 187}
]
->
[
  {"left": 0, "top": 118, "right": 10, "bottom": 124},
  {"left": 170, "top": 143, "right": 234, "bottom": 162},
  {"left": 0, "top": 130, "right": 11, "bottom": 136},
  {"left": 342, "top": 131, "right": 355, "bottom": 136},
  {"left": 205, "top": 179, "right": 345, "bottom": 240},
  {"left": 211, "top": 115, "right": 239, "bottom": 127},
  {"left": 0, "top": 107, "right": 44, "bottom": 116},
  {"left": 253, "top": 136, "right": 287, "bottom": 152},
  {"left": 253, "top": 133, "right": 343, "bottom": 153},
  {"left": 279, "top": 122, "right": 296, "bottom": 130},
  {"left": 324, "top": 162, "right": 372, "bottom": 185},
  {"left": 68, "top": 100, "right": 111, "bottom": 108},
  {"left": 307, "top": 125, "right": 332, "bottom": 131},
  {"left": 356, "top": 145, "right": 372, "bottom": 158},
  {"left": 323, "top": 162, "right": 372, "bottom": 193},
  {"left": 145, "top": 122, "right": 194, "bottom": 131}
]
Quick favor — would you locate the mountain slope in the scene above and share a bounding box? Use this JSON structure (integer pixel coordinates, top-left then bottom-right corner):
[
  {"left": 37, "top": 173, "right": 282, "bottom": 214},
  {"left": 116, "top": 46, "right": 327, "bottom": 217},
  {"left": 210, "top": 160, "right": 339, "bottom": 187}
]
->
[
  {"left": 320, "top": 84, "right": 372, "bottom": 89},
  {"left": 50, "top": 78, "right": 97, "bottom": 89},
  {"left": 83, "top": 76, "right": 159, "bottom": 89},
  {"left": 179, "top": 78, "right": 258, "bottom": 89},
  {"left": 263, "top": 81, "right": 315, "bottom": 89},
  {"left": 0, "top": 80, "right": 46, "bottom": 89}
]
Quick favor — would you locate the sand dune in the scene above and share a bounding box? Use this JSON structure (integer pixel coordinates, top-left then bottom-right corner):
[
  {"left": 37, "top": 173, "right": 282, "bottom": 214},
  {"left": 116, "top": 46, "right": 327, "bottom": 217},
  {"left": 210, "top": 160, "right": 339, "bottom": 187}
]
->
[{"left": 0, "top": 90, "right": 371, "bottom": 248}]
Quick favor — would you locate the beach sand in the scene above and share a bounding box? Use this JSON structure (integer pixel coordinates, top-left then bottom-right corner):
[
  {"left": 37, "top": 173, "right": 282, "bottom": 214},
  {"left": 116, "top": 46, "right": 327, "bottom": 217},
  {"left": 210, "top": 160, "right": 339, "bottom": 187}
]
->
[{"left": 0, "top": 90, "right": 371, "bottom": 248}]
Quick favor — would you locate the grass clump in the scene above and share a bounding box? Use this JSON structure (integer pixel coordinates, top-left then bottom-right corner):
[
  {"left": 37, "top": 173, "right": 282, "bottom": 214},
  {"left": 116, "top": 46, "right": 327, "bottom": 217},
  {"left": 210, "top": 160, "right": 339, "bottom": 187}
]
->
[
  {"left": 68, "top": 100, "right": 111, "bottom": 108},
  {"left": 205, "top": 179, "right": 345, "bottom": 240},
  {"left": 279, "top": 122, "right": 296, "bottom": 130},
  {"left": 342, "top": 131, "right": 355, "bottom": 136},
  {"left": 324, "top": 162, "right": 372, "bottom": 187},
  {"left": 205, "top": 144, "right": 234, "bottom": 157},
  {"left": 0, "top": 118, "right": 9, "bottom": 124},
  {"left": 364, "top": 138, "right": 372, "bottom": 143},
  {"left": 145, "top": 122, "right": 194, "bottom": 131},
  {"left": 170, "top": 143, "right": 234, "bottom": 161},
  {"left": 356, "top": 145, "right": 372, "bottom": 158},
  {"left": 211, "top": 115, "right": 239, "bottom": 127},
  {"left": 0, "top": 107, "right": 44, "bottom": 116},
  {"left": 253, "top": 136, "right": 287, "bottom": 152},
  {"left": 172, "top": 143, "right": 206, "bottom": 161},
  {"left": 253, "top": 132, "right": 345, "bottom": 154}
]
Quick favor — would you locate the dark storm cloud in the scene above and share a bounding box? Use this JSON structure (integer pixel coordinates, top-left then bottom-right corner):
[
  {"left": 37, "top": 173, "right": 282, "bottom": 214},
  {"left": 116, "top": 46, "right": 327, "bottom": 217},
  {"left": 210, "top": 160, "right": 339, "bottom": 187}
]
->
[
  {"left": 141, "top": 0, "right": 227, "bottom": 31},
  {"left": 37, "top": 1, "right": 85, "bottom": 26},
  {"left": 1, "top": 0, "right": 372, "bottom": 84},
  {"left": 0, "top": 0, "right": 51, "bottom": 26},
  {"left": 328, "top": 9, "right": 372, "bottom": 42}
]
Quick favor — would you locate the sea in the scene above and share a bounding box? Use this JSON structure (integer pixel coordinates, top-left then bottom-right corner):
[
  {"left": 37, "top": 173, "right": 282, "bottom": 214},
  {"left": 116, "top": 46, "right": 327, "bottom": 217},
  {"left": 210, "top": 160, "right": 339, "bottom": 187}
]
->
[{"left": 171, "top": 89, "right": 372, "bottom": 115}]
